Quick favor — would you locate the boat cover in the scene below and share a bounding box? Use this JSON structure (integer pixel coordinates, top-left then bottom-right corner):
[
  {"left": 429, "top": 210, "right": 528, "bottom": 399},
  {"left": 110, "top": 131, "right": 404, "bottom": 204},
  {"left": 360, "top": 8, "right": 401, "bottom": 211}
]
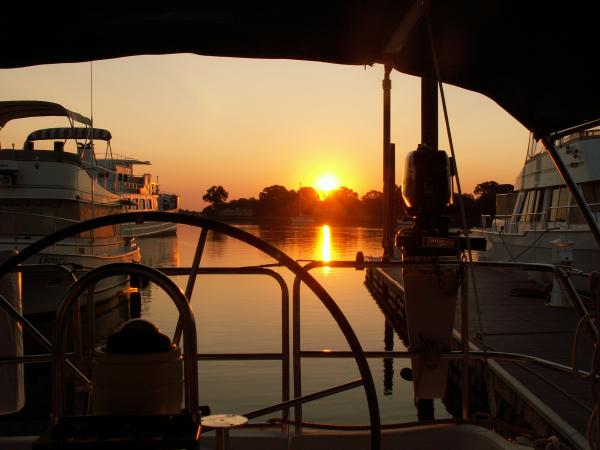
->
[
  {"left": 0, "top": 101, "right": 92, "bottom": 128},
  {"left": 1, "top": 2, "right": 598, "bottom": 137},
  {"left": 26, "top": 127, "right": 112, "bottom": 142}
]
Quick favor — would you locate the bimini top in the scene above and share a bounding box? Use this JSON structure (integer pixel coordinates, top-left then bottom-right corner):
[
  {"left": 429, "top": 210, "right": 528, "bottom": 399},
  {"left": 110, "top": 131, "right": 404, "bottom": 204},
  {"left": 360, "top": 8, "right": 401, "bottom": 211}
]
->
[
  {"left": 0, "top": 101, "right": 92, "bottom": 129},
  {"left": 1, "top": 2, "right": 599, "bottom": 138},
  {"left": 26, "top": 127, "right": 112, "bottom": 142}
]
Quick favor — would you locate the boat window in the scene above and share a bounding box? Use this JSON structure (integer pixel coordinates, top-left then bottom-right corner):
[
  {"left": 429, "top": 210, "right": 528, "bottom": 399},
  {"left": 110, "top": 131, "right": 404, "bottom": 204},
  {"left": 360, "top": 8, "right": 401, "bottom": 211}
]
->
[
  {"left": 581, "top": 182, "right": 600, "bottom": 212},
  {"left": 535, "top": 190, "right": 546, "bottom": 221},
  {"left": 570, "top": 182, "right": 600, "bottom": 224},
  {"left": 519, "top": 190, "right": 541, "bottom": 222},
  {"left": 549, "top": 187, "right": 570, "bottom": 222},
  {"left": 528, "top": 190, "right": 545, "bottom": 222},
  {"left": 516, "top": 191, "right": 529, "bottom": 222}
]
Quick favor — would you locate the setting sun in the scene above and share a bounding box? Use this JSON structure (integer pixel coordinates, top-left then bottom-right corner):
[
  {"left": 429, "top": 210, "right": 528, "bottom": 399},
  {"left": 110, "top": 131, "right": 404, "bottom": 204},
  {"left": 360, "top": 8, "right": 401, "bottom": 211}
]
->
[{"left": 314, "top": 173, "right": 340, "bottom": 198}]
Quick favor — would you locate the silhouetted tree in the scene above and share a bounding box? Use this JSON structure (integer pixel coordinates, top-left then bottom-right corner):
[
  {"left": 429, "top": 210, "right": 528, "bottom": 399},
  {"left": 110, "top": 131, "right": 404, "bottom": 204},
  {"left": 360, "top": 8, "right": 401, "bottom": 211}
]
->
[
  {"left": 473, "top": 181, "right": 514, "bottom": 198},
  {"left": 318, "top": 186, "right": 361, "bottom": 218},
  {"left": 226, "top": 197, "right": 258, "bottom": 216},
  {"left": 474, "top": 181, "right": 514, "bottom": 218},
  {"left": 447, "top": 193, "right": 479, "bottom": 228},
  {"left": 202, "top": 185, "right": 229, "bottom": 207},
  {"left": 257, "top": 185, "right": 297, "bottom": 216},
  {"left": 298, "top": 186, "right": 319, "bottom": 215},
  {"left": 361, "top": 190, "right": 384, "bottom": 218}
]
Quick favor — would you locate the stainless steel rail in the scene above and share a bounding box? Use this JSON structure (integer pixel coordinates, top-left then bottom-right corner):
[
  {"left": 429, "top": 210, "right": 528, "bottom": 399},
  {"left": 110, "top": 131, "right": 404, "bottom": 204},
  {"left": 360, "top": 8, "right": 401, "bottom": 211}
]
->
[
  {"left": 51, "top": 263, "right": 199, "bottom": 423},
  {"left": 291, "top": 258, "right": 597, "bottom": 434}
]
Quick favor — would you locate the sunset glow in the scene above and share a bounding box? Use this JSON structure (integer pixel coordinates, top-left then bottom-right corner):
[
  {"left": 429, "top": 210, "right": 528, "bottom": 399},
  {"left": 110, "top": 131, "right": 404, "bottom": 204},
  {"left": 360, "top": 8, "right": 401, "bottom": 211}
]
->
[
  {"left": 0, "top": 56, "right": 529, "bottom": 210},
  {"left": 315, "top": 173, "right": 340, "bottom": 198}
]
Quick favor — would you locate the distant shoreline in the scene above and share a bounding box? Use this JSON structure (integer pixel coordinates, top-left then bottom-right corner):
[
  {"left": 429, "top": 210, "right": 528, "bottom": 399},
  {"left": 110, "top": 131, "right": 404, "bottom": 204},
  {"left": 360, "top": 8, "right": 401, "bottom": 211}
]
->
[{"left": 179, "top": 210, "right": 384, "bottom": 227}]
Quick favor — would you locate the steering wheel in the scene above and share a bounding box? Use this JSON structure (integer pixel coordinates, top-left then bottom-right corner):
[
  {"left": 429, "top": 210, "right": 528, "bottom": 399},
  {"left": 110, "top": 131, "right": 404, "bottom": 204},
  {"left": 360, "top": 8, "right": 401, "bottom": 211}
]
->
[{"left": 0, "top": 211, "right": 381, "bottom": 450}]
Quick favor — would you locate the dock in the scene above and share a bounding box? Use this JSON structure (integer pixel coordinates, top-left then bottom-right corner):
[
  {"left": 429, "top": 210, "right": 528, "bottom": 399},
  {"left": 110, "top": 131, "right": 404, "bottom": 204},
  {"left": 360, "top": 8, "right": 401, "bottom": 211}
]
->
[{"left": 365, "top": 263, "right": 595, "bottom": 449}]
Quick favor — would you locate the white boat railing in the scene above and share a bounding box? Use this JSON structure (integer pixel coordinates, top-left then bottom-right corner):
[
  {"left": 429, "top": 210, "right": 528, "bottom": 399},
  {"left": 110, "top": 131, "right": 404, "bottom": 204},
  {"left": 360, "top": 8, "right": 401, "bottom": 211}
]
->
[
  {"left": 481, "top": 202, "right": 600, "bottom": 233},
  {"left": 556, "top": 128, "right": 600, "bottom": 146}
]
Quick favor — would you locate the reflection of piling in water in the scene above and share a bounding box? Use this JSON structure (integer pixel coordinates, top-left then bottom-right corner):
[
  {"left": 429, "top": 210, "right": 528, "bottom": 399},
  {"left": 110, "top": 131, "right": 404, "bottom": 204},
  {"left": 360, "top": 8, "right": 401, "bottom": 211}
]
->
[{"left": 383, "top": 320, "right": 394, "bottom": 395}]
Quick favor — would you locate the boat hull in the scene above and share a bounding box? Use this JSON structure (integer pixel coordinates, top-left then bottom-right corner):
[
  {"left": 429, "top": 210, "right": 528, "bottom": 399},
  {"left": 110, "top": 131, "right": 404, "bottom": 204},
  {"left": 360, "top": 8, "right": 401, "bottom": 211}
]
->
[
  {"left": 0, "top": 239, "right": 140, "bottom": 316},
  {"left": 122, "top": 221, "right": 177, "bottom": 238},
  {"left": 473, "top": 228, "right": 599, "bottom": 273}
]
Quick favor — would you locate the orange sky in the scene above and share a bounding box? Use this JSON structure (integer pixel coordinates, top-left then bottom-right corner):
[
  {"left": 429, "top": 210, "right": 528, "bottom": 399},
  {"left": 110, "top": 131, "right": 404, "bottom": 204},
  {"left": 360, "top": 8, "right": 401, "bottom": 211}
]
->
[{"left": 0, "top": 55, "right": 529, "bottom": 210}]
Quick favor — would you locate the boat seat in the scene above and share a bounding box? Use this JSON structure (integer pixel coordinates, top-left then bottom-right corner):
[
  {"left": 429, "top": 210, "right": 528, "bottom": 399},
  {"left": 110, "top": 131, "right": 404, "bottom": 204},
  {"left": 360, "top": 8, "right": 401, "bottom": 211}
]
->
[{"left": 32, "top": 413, "right": 201, "bottom": 450}]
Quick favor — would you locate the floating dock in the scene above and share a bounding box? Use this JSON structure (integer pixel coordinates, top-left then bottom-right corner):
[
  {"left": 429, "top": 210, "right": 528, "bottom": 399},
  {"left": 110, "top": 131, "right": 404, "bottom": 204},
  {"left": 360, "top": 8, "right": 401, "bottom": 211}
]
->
[{"left": 365, "top": 263, "right": 594, "bottom": 449}]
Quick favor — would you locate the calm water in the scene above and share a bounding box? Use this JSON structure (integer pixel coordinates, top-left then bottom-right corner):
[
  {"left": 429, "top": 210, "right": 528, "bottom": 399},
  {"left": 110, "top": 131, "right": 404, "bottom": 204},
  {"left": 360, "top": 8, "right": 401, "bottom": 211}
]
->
[{"left": 135, "top": 224, "right": 450, "bottom": 425}]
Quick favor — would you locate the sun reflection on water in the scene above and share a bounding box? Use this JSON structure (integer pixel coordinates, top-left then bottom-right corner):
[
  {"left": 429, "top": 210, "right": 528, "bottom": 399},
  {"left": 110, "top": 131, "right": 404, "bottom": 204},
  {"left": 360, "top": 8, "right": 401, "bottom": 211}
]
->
[{"left": 320, "top": 224, "right": 331, "bottom": 273}]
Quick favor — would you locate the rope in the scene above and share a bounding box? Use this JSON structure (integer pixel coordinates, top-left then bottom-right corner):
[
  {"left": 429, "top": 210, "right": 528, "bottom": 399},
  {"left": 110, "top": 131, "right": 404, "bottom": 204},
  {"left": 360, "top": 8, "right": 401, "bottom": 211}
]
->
[
  {"left": 501, "top": 226, "right": 559, "bottom": 262},
  {"left": 570, "top": 271, "right": 600, "bottom": 449}
]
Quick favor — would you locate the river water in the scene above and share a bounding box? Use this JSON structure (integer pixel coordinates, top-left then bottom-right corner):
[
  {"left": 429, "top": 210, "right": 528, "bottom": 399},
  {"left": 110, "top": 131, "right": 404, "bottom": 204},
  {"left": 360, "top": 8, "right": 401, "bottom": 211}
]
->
[{"left": 135, "top": 224, "right": 450, "bottom": 425}]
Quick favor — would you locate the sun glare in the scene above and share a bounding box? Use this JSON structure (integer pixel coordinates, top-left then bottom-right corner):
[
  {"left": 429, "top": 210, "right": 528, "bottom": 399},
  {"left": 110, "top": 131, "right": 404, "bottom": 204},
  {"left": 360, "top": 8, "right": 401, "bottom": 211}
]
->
[{"left": 314, "top": 173, "right": 340, "bottom": 198}]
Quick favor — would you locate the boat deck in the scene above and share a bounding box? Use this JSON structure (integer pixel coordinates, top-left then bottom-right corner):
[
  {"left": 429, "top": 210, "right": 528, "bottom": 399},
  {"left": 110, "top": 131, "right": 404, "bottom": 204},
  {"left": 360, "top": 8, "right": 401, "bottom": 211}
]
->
[{"left": 365, "top": 264, "right": 595, "bottom": 449}]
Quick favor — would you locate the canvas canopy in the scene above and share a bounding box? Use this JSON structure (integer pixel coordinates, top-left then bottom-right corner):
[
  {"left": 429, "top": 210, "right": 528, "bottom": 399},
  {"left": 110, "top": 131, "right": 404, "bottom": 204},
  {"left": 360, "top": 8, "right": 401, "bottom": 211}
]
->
[
  {"left": 0, "top": 101, "right": 92, "bottom": 129},
  {"left": 1, "top": 2, "right": 598, "bottom": 137},
  {"left": 26, "top": 127, "right": 112, "bottom": 142}
]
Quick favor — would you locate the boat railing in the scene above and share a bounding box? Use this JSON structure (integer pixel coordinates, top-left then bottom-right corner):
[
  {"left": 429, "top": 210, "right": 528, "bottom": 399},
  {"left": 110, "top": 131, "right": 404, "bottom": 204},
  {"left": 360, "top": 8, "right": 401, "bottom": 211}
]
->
[
  {"left": 82, "top": 161, "right": 146, "bottom": 193},
  {"left": 480, "top": 212, "right": 549, "bottom": 232},
  {"left": 546, "top": 203, "right": 600, "bottom": 228},
  {"left": 481, "top": 202, "right": 600, "bottom": 232},
  {"left": 116, "top": 180, "right": 145, "bottom": 193},
  {"left": 556, "top": 128, "right": 600, "bottom": 146},
  {"left": 0, "top": 252, "right": 597, "bottom": 446}
]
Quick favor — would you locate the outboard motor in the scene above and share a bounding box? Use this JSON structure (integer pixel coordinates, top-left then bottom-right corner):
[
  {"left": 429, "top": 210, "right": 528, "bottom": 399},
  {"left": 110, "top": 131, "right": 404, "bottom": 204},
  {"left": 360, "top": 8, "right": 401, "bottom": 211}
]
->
[
  {"left": 0, "top": 250, "right": 24, "bottom": 415},
  {"left": 92, "top": 319, "right": 183, "bottom": 415},
  {"left": 402, "top": 143, "right": 452, "bottom": 232},
  {"left": 397, "top": 144, "right": 485, "bottom": 401}
]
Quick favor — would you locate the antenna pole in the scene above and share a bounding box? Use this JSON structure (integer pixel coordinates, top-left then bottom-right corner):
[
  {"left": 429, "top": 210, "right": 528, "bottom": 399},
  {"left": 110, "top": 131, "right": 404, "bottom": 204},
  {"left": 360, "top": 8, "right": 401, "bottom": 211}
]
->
[
  {"left": 382, "top": 64, "right": 395, "bottom": 258},
  {"left": 90, "top": 61, "right": 94, "bottom": 147}
]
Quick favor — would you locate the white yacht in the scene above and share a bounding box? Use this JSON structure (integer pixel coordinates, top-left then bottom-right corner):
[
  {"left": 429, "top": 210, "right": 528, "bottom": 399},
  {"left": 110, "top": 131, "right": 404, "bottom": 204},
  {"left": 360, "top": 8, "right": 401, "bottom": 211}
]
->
[
  {"left": 97, "top": 155, "right": 179, "bottom": 237},
  {"left": 28, "top": 126, "right": 181, "bottom": 238},
  {"left": 0, "top": 101, "right": 141, "bottom": 316},
  {"left": 474, "top": 129, "right": 600, "bottom": 275}
]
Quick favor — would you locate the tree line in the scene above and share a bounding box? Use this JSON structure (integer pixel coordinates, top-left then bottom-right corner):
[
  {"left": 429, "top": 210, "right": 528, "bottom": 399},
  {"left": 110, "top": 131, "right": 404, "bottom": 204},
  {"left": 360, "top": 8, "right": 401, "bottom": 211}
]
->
[{"left": 198, "top": 180, "right": 514, "bottom": 227}]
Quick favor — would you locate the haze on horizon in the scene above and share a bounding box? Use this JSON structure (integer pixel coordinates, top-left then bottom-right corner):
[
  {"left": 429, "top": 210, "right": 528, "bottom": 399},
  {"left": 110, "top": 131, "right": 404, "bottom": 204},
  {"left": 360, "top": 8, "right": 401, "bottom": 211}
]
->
[{"left": 0, "top": 54, "right": 529, "bottom": 210}]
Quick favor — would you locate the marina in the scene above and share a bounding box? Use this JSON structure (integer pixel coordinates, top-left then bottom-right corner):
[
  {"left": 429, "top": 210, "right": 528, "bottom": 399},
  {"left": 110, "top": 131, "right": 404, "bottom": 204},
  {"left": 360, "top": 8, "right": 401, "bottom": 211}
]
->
[{"left": 1, "top": 3, "right": 599, "bottom": 450}]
